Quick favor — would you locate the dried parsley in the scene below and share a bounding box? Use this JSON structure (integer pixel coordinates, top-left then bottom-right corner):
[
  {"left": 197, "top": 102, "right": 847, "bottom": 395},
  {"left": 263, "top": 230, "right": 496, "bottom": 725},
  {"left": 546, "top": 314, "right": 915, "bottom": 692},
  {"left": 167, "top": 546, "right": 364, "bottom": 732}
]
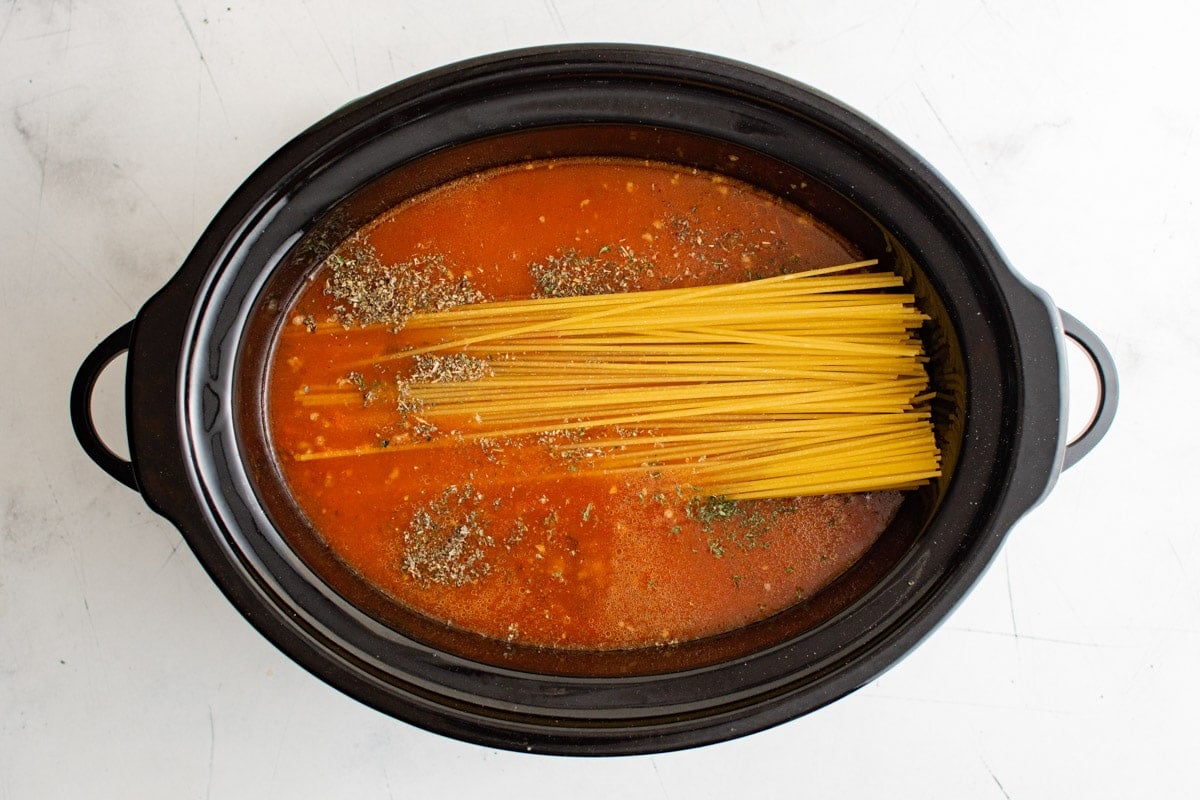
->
[
  {"left": 529, "top": 245, "right": 653, "bottom": 298},
  {"left": 400, "top": 484, "right": 493, "bottom": 587},
  {"left": 687, "top": 495, "right": 743, "bottom": 527},
  {"left": 408, "top": 353, "right": 492, "bottom": 384},
  {"left": 323, "top": 239, "right": 483, "bottom": 329},
  {"left": 688, "top": 494, "right": 778, "bottom": 556},
  {"left": 343, "top": 370, "right": 382, "bottom": 406}
]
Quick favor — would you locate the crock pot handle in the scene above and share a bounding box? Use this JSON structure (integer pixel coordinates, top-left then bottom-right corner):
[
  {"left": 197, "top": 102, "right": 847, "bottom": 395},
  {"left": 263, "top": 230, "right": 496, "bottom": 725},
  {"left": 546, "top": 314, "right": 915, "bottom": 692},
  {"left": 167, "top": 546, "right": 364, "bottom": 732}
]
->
[
  {"left": 1059, "top": 310, "right": 1118, "bottom": 470},
  {"left": 71, "top": 320, "right": 139, "bottom": 492}
]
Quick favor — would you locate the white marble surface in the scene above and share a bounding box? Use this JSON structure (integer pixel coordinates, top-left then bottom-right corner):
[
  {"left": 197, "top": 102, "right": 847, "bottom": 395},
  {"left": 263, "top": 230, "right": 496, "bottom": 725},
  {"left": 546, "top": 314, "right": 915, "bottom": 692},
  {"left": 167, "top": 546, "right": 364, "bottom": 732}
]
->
[{"left": 1, "top": 1, "right": 1195, "bottom": 797}]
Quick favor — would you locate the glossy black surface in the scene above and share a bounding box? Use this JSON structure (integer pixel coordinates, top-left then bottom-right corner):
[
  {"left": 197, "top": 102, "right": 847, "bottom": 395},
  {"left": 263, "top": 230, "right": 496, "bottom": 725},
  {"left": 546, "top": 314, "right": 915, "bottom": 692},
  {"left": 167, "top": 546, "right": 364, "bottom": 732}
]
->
[
  {"left": 1058, "top": 311, "right": 1119, "bottom": 469},
  {"left": 77, "top": 45, "right": 1116, "bottom": 755},
  {"left": 71, "top": 320, "right": 138, "bottom": 491}
]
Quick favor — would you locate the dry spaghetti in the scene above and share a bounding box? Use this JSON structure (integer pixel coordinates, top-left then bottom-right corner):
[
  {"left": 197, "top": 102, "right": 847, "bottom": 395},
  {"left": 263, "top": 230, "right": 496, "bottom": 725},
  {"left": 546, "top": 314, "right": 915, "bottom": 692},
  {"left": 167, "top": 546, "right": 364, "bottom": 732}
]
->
[{"left": 294, "top": 259, "right": 940, "bottom": 498}]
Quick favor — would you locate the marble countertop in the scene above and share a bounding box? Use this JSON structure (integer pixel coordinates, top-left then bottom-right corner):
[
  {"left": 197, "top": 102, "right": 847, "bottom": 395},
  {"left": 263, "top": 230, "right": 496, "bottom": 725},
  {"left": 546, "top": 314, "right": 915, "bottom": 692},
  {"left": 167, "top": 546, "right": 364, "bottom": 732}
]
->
[{"left": 2, "top": 2, "right": 1195, "bottom": 797}]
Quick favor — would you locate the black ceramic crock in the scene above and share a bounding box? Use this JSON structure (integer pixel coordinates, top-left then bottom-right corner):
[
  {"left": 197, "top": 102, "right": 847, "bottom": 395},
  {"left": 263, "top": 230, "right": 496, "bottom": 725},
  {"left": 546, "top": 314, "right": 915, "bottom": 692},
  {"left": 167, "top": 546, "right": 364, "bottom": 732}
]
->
[{"left": 70, "top": 45, "right": 1117, "bottom": 755}]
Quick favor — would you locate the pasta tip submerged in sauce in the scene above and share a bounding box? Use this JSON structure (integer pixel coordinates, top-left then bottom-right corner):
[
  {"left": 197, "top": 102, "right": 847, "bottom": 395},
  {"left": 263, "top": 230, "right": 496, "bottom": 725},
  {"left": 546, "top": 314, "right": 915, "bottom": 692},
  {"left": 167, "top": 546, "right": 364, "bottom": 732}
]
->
[{"left": 266, "top": 158, "right": 917, "bottom": 650}]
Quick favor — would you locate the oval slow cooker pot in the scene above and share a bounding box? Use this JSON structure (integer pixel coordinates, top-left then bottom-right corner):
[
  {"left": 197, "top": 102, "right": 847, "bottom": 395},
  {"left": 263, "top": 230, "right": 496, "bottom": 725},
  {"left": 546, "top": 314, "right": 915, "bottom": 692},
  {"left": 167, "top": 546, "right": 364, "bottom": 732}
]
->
[{"left": 70, "top": 45, "right": 1117, "bottom": 755}]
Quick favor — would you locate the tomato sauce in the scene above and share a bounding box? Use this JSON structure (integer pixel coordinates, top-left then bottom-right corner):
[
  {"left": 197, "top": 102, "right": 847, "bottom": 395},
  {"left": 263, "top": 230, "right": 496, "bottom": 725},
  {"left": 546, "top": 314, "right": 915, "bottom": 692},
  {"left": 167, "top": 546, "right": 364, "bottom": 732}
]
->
[{"left": 266, "top": 158, "right": 902, "bottom": 649}]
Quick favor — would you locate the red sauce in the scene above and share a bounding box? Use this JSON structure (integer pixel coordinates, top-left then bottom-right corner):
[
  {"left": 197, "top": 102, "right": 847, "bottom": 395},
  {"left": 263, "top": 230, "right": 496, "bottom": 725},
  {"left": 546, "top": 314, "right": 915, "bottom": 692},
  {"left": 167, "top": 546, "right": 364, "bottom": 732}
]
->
[{"left": 266, "top": 158, "right": 902, "bottom": 649}]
